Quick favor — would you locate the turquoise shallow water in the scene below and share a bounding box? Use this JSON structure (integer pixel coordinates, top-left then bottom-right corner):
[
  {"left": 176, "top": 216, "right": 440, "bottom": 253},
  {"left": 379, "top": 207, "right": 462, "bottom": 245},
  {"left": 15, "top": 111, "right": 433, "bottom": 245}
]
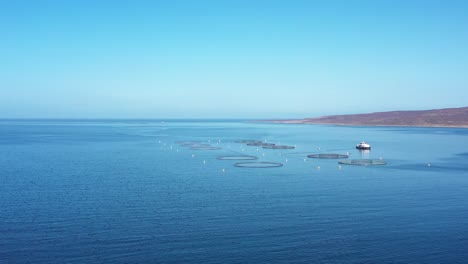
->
[{"left": 1, "top": 120, "right": 468, "bottom": 263}]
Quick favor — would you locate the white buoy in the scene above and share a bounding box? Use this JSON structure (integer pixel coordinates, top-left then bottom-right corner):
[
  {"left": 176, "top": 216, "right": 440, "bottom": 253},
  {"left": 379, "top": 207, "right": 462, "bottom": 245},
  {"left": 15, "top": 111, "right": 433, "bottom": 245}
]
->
[
  {"left": 379, "top": 157, "right": 383, "bottom": 160},
  {"left": 338, "top": 165, "right": 342, "bottom": 170},
  {"left": 192, "top": 154, "right": 195, "bottom": 158},
  {"left": 317, "top": 166, "right": 321, "bottom": 170},
  {"left": 427, "top": 163, "right": 431, "bottom": 167},
  {"left": 222, "top": 168, "right": 225, "bottom": 173},
  {"left": 203, "top": 160, "right": 206, "bottom": 164},
  {"left": 158, "top": 140, "right": 161, "bottom": 143},
  {"left": 285, "top": 159, "right": 288, "bottom": 162},
  {"left": 304, "top": 158, "right": 307, "bottom": 162},
  {"left": 262, "top": 153, "right": 265, "bottom": 156}
]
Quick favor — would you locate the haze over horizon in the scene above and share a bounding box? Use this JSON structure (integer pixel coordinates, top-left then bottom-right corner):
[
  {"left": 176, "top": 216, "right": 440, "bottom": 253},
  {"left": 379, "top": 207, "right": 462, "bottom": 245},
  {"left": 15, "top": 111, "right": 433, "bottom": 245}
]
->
[{"left": 1, "top": 1, "right": 467, "bottom": 119}]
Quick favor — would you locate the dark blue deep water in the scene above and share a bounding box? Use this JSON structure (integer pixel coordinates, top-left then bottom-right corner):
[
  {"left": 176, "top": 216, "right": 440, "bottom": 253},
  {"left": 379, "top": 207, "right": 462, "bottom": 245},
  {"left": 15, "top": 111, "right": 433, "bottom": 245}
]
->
[{"left": 1, "top": 120, "right": 468, "bottom": 263}]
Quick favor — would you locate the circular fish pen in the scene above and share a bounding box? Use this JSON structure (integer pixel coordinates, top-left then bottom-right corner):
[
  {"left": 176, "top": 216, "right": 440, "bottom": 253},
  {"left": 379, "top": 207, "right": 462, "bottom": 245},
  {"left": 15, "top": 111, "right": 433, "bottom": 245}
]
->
[
  {"left": 235, "top": 140, "right": 263, "bottom": 144},
  {"left": 307, "top": 153, "right": 349, "bottom": 159},
  {"left": 262, "top": 145, "right": 295, "bottom": 150},
  {"left": 246, "top": 142, "right": 275, "bottom": 147},
  {"left": 338, "top": 159, "right": 387, "bottom": 166},
  {"left": 234, "top": 162, "right": 283, "bottom": 168},
  {"left": 217, "top": 155, "right": 259, "bottom": 160},
  {"left": 189, "top": 146, "right": 222, "bottom": 150}
]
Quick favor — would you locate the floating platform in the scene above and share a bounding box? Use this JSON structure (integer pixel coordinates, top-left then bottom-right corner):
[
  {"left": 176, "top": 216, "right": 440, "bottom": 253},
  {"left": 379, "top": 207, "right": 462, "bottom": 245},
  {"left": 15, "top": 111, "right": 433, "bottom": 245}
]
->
[
  {"left": 307, "top": 153, "right": 349, "bottom": 159},
  {"left": 338, "top": 159, "right": 387, "bottom": 166}
]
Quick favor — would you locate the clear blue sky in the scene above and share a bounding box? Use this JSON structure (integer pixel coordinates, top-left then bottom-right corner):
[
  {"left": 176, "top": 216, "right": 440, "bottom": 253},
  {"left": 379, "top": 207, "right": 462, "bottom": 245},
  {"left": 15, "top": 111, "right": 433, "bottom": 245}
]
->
[{"left": 1, "top": 0, "right": 467, "bottom": 118}]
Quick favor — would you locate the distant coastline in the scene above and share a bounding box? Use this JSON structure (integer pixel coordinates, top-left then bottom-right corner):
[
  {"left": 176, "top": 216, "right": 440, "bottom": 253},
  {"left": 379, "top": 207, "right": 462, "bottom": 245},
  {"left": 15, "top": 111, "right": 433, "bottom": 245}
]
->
[{"left": 262, "top": 106, "right": 468, "bottom": 128}]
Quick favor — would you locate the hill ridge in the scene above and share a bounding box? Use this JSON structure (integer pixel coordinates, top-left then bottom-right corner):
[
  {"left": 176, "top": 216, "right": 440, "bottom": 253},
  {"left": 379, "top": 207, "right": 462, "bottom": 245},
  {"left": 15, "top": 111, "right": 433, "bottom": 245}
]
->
[{"left": 270, "top": 106, "right": 468, "bottom": 128}]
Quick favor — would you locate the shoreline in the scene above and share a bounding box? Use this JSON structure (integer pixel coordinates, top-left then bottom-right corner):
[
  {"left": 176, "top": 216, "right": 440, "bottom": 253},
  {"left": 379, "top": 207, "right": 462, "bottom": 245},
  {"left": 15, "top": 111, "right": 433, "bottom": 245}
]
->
[
  {"left": 256, "top": 120, "right": 468, "bottom": 129},
  {"left": 256, "top": 106, "right": 468, "bottom": 129}
]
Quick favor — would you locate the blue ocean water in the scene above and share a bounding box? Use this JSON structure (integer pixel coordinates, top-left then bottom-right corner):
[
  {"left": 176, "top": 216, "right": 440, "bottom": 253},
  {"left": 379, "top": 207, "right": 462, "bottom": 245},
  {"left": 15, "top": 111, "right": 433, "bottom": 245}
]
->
[{"left": 1, "top": 120, "right": 468, "bottom": 263}]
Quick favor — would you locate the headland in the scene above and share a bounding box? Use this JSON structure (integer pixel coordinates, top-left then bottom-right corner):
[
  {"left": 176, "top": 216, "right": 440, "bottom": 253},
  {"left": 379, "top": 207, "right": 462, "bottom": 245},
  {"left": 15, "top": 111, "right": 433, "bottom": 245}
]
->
[{"left": 264, "top": 106, "right": 468, "bottom": 128}]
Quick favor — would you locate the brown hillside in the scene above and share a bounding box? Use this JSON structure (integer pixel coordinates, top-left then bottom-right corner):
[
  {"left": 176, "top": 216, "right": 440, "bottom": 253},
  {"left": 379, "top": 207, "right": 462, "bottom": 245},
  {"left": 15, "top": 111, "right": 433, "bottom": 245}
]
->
[{"left": 273, "top": 107, "right": 468, "bottom": 127}]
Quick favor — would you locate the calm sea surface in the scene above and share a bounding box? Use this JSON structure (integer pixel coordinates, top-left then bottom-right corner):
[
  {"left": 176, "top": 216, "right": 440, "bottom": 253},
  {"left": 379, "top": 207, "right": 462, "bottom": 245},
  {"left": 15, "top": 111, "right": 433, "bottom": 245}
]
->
[{"left": 1, "top": 120, "right": 468, "bottom": 263}]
